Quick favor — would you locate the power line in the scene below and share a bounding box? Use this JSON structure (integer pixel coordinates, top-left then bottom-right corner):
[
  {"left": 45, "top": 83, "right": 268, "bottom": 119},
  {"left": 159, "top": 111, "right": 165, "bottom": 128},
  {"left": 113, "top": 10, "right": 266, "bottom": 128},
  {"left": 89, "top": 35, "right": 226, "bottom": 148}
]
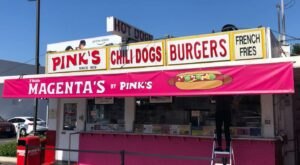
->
[
  {"left": 284, "top": 38, "right": 300, "bottom": 41},
  {"left": 270, "top": 29, "right": 300, "bottom": 41},
  {"left": 0, "top": 54, "right": 45, "bottom": 75},
  {"left": 285, "top": 0, "right": 296, "bottom": 9}
]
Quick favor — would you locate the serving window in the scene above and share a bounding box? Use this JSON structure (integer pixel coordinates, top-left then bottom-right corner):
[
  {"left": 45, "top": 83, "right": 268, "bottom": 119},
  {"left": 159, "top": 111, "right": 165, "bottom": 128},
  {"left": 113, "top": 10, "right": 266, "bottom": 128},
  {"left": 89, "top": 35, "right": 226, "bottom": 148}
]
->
[
  {"left": 230, "top": 95, "right": 261, "bottom": 137},
  {"left": 134, "top": 95, "right": 262, "bottom": 137},
  {"left": 86, "top": 98, "right": 125, "bottom": 131},
  {"left": 134, "top": 97, "right": 210, "bottom": 135}
]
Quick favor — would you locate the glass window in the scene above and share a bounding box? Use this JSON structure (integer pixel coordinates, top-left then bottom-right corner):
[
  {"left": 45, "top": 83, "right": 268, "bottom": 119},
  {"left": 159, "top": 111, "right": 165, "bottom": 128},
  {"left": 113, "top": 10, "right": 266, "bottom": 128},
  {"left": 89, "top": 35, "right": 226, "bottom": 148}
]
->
[
  {"left": 190, "top": 95, "right": 262, "bottom": 137},
  {"left": 134, "top": 95, "right": 262, "bottom": 137},
  {"left": 86, "top": 98, "right": 125, "bottom": 131},
  {"left": 8, "top": 119, "right": 15, "bottom": 122},
  {"left": 231, "top": 95, "right": 261, "bottom": 137},
  {"left": 27, "top": 118, "right": 42, "bottom": 122},
  {"left": 135, "top": 97, "right": 194, "bottom": 125},
  {"left": 27, "top": 118, "right": 34, "bottom": 121},
  {"left": 63, "top": 103, "right": 77, "bottom": 130},
  {"left": 134, "top": 97, "right": 210, "bottom": 135},
  {"left": 18, "top": 119, "right": 25, "bottom": 123}
]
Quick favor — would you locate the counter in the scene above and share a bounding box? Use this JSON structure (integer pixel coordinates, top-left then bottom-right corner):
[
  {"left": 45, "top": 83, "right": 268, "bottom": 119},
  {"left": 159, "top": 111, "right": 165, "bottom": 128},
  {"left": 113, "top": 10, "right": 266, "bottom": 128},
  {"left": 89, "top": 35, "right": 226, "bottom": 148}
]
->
[{"left": 78, "top": 131, "right": 281, "bottom": 165}]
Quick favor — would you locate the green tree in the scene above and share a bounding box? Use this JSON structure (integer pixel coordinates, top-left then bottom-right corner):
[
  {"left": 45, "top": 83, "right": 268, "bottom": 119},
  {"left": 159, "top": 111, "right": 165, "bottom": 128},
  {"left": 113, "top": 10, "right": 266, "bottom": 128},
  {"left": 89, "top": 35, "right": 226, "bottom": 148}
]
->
[{"left": 292, "top": 43, "right": 300, "bottom": 56}]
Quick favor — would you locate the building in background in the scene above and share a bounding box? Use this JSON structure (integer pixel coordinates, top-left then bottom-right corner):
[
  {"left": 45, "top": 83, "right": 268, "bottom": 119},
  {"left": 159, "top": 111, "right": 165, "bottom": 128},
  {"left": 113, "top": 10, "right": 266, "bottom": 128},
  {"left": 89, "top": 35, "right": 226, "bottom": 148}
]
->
[{"left": 0, "top": 59, "right": 47, "bottom": 120}]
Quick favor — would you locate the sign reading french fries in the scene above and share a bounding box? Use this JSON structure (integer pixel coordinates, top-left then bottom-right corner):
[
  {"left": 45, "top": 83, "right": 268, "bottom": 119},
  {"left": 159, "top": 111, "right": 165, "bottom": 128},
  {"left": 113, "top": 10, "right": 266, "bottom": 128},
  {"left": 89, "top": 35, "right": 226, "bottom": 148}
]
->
[{"left": 233, "top": 29, "right": 265, "bottom": 60}]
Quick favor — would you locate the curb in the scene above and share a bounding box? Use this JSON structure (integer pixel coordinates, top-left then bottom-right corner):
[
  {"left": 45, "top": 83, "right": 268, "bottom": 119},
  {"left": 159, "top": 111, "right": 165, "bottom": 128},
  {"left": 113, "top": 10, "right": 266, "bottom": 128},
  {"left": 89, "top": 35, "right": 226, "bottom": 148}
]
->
[{"left": 0, "top": 156, "right": 16, "bottom": 163}]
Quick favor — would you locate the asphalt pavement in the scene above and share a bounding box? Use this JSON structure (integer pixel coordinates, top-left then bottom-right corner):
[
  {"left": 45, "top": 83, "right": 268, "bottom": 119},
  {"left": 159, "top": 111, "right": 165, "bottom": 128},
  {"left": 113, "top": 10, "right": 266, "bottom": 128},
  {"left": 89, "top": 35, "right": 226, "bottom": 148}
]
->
[{"left": 0, "top": 137, "right": 16, "bottom": 145}]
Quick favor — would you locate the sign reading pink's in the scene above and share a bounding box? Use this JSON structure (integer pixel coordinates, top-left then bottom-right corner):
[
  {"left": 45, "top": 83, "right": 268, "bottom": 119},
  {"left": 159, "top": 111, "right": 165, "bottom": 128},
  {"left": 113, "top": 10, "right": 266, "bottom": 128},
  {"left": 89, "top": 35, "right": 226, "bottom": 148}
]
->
[{"left": 3, "top": 62, "right": 294, "bottom": 98}]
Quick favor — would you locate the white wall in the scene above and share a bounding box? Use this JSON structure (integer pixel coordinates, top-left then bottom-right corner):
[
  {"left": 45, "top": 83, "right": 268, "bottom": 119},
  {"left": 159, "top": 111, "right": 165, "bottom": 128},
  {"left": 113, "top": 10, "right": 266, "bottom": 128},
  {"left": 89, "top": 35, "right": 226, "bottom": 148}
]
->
[
  {"left": 55, "top": 98, "right": 86, "bottom": 162},
  {"left": 274, "top": 94, "right": 295, "bottom": 165},
  {"left": 261, "top": 94, "right": 275, "bottom": 137},
  {"left": 124, "top": 97, "right": 135, "bottom": 132},
  {"left": 47, "top": 99, "right": 59, "bottom": 130}
]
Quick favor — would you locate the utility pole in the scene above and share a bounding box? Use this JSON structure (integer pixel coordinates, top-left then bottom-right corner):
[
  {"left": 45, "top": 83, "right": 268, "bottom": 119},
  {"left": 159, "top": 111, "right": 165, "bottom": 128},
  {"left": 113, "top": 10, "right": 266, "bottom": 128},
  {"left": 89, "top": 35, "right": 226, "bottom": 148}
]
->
[
  {"left": 276, "top": 0, "right": 291, "bottom": 57},
  {"left": 34, "top": 0, "right": 40, "bottom": 135},
  {"left": 29, "top": 0, "right": 40, "bottom": 135},
  {"left": 281, "top": 0, "right": 286, "bottom": 44},
  {"left": 277, "top": 0, "right": 286, "bottom": 44},
  {"left": 276, "top": 4, "right": 281, "bottom": 42}
]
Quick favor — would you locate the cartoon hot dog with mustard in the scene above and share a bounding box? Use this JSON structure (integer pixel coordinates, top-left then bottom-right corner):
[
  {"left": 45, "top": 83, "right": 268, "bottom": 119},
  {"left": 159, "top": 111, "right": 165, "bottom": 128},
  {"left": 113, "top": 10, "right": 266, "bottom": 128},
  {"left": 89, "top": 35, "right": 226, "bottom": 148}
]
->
[{"left": 168, "top": 71, "right": 232, "bottom": 90}]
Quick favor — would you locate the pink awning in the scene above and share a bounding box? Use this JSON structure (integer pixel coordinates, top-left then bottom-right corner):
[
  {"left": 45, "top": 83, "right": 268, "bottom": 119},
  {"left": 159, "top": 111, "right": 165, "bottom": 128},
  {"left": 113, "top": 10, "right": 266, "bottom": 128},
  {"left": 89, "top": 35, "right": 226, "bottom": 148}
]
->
[{"left": 2, "top": 62, "right": 294, "bottom": 98}]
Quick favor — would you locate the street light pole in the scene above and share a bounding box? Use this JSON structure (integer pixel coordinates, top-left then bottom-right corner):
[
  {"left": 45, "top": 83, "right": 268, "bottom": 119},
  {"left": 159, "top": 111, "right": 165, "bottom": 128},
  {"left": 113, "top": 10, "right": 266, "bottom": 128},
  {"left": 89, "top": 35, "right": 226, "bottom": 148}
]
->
[
  {"left": 276, "top": 4, "right": 281, "bottom": 42},
  {"left": 31, "top": 0, "right": 40, "bottom": 135}
]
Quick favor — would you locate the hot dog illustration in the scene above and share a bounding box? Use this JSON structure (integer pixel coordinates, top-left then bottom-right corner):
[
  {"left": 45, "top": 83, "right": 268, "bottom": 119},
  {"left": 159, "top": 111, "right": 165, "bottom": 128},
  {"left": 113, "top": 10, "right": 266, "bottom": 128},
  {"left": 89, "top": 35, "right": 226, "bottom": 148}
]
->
[{"left": 168, "top": 71, "right": 232, "bottom": 90}]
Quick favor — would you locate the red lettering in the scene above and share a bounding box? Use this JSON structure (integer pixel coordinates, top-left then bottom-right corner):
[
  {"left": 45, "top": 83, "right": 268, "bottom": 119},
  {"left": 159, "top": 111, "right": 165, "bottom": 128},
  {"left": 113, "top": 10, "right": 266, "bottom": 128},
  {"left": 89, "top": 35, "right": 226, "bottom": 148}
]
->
[
  {"left": 61, "top": 56, "right": 65, "bottom": 69},
  {"left": 156, "top": 46, "right": 162, "bottom": 62},
  {"left": 120, "top": 50, "right": 126, "bottom": 64},
  {"left": 219, "top": 39, "right": 227, "bottom": 57},
  {"left": 185, "top": 43, "right": 193, "bottom": 60},
  {"left": 136, "top": 49, "right": 141, "bottom": 63},
  {"left": 117, "top": 50, "right": 125, "bottom": 64},
  {"left": 125, "top": 51, "right": 131, "bottom": 64},
  {"left": 130, "top": 49, "right": 134, "bottom": 64},
  {"left": 66, "top": 54, "right": 77, "bottom": 68},
  {"left": 129, "top": 49, "right": 133, "bottom": 64},
  {"left": 111, "top": 51, "right": 116, "bottom": 65},
  {"left": 210, "top": 40, "right": 217, "bottom": 57},
  {"left": 194, "top": 42, "right": 201, "bottom": 59},
  {"left": 91, "top": 50, "right": 101, "bottom": 65},
  {"left": 52, "top": 57, "right": 61, "bottom": 71},
  {"left": 178, "top": 44, "right": 184, "bottom": 60},
  {"left": 149, "top": 47, "right": 155, "bottom": 62},
  {"left": 115, "top": 50, "right": 120, "bottom": 65},
  {"left": 170, "top": 45, "right": 177, "bottom": 61},
  {"left": 79, "top": 53, "right": 88, "bottom": 65},
  {"left": 142, "top": 48, "right": 148, "bottom": 62},
  {"left": 202, "top": 41, "right": 209, "bottom": 58}
]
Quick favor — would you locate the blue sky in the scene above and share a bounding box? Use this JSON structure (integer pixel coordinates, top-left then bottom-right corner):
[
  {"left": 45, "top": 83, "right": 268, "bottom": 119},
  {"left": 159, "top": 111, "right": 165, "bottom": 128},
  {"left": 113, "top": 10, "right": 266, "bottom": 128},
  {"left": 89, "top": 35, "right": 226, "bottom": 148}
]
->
[{"left": 0, "top": 0, "right": 299, "bottom": 67}]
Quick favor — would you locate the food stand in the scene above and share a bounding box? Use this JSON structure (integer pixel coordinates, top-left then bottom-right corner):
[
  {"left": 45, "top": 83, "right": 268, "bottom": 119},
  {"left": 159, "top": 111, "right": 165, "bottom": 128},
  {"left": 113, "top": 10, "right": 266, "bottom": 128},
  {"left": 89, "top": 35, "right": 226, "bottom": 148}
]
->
[{"left": 1, "top": 27, "right": 298, "bottom": 165}]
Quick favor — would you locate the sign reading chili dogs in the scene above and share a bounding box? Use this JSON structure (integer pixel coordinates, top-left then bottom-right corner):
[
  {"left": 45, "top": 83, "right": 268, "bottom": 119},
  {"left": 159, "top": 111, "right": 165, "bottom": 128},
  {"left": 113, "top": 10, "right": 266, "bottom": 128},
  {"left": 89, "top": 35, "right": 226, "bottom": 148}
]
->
[
  {"left": 3, "top": 62, "right": 294, "bottom": 98},
  {"left": 109, "top": 41, "right": 164, "bottom": 69}
]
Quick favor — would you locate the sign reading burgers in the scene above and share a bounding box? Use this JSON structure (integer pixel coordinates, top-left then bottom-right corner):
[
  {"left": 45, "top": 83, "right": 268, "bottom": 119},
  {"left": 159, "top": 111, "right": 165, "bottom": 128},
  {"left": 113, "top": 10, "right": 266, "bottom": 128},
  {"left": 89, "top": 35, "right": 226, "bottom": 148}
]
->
[
  {"left": 166, "top": 34, "right": 230, "bottom": 65},
  {"left": 168, "top": 71, "right": 232, "bottom": 90}
]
